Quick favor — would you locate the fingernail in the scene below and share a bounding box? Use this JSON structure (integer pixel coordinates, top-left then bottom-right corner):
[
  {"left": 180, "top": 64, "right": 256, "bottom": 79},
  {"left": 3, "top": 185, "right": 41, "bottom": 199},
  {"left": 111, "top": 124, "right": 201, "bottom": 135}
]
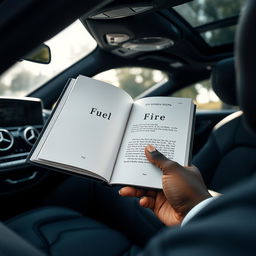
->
[
  {"left": 118, "top": 189, "right": 123, "bottom": 195},
  {"left": 146, "top": 144, "right": 156, "bottom": 153}
]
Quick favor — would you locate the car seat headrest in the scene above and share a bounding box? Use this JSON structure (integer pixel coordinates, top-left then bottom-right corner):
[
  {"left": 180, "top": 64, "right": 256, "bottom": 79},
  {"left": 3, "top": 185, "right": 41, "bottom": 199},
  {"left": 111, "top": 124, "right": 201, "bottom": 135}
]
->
[
  {"left": 235, "top": 0, "right": 256, "bottom": 132},
  {"left": 211, "top": 57, "right": 237, "bottom": 106}
]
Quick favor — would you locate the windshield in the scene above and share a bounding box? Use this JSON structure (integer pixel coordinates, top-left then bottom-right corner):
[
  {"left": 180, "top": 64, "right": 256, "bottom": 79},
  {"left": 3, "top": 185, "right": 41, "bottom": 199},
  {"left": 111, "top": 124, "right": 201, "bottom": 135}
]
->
[{"left": 0, "top": 20, "right": 97, "bottom": 97}]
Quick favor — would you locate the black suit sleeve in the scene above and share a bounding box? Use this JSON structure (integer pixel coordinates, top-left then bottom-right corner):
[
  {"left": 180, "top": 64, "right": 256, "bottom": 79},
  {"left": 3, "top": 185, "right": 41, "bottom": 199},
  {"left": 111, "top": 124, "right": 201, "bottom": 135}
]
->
[{"left": 141, "top": 174, "right": 256, "bottom": 256}]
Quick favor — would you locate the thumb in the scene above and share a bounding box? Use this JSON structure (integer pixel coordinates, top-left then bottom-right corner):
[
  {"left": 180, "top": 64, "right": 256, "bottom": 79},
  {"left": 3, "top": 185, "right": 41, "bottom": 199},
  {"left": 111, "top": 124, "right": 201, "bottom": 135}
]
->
[{"left": 144, "top": 145, "right": 182, "bottom": 175}]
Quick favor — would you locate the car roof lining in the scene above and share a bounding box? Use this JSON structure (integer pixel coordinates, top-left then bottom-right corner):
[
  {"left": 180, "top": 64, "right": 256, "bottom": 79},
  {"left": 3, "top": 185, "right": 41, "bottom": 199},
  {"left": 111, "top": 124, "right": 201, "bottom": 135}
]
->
[
  {"left": 0, "top": 0, "right": 235, "bottom": 108},
  {"left": 0, "top": 0, "right": 113, "bottom": 75}
]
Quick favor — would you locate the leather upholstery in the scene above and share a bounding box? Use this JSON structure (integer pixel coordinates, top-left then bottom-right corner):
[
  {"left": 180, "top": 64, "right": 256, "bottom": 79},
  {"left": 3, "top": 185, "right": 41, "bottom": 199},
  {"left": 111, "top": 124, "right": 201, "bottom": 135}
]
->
[
  {"left": 0, "top": 221, "right": 45, "bottom": 256},
  {"left": 193, "top": 111, "right": 256, "bottom": 192},
  {"left": 236, "top": 0, "right": 256, "bottom": 131},
  {"left": 6, "top": 206, "right": 138, "bottom": 256},
  {"left": 193, "top": 58, "right": 256, "bottom": 192},
  {"left": 211, "top": 57, "right": 237, "bottom": 106}
]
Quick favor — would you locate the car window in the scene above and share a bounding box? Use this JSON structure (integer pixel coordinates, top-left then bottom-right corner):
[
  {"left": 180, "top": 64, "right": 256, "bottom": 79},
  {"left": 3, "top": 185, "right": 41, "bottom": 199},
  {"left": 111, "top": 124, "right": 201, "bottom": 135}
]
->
[
  {"left": 0, "top": 20, "right": 97, "bottom": 97},
  {"left": 171, "top": 79, "right": 238, "bottom": 110},
  {"left": 93, "top": 67, "right": 168, "bottom": 98},
  {"left": 173, "top": 0, "right": 245, "bottom": 48}
]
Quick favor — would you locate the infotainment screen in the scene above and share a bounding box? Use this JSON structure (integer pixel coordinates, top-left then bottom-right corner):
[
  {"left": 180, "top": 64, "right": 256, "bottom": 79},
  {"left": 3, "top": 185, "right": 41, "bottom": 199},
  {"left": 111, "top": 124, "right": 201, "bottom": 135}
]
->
[{"left": 0, "top": 97, "right": 43, "bottom": 127}]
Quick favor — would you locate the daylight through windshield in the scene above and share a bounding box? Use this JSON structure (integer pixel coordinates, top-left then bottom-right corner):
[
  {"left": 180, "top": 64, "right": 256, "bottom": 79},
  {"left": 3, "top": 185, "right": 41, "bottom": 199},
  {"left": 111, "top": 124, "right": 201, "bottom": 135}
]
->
[{"left": 0, "top": 20, "right": 97, "bottom": 97}]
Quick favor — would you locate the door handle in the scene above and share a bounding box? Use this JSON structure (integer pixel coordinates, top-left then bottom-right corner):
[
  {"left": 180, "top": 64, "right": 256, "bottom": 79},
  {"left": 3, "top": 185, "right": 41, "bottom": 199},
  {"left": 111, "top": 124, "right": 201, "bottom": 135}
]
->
[{"left": 5, "top": 171, "right": 38, "bottom": 184}]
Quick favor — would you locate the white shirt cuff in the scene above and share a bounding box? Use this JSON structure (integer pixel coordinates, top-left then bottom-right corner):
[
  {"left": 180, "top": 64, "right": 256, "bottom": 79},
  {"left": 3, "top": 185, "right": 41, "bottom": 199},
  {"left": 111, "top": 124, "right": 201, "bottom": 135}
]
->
[{"left": 181, "top": 197, "right": 217, "bottom": 227}]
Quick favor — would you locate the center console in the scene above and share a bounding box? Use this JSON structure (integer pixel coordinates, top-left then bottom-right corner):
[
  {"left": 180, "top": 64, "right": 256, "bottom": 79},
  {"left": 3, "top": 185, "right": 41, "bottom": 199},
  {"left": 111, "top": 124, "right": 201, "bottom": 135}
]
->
[{"left": 0, "top": 97, "right": 49, "bottom": 193}]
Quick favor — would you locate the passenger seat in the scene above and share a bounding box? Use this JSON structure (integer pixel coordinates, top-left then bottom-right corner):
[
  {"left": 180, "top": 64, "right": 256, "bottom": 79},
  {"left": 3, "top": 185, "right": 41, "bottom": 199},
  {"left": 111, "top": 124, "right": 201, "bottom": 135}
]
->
[{"left": 193, "top": 58, "right": 256, "bottom": 192}]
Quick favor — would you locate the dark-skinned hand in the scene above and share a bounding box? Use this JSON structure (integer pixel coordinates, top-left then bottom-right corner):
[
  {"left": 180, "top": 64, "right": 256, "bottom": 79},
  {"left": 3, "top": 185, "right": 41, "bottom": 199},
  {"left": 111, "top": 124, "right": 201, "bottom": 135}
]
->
[{"left": 119, "top": 145, "right": 211, "bottom": 226}]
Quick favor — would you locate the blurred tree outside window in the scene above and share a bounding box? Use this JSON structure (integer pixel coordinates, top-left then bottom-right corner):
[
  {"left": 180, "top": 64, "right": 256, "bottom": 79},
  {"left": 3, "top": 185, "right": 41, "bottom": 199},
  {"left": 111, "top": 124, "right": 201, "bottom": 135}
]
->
[
  {"left": 201, "top": 25, "right": 236, "bottom": 47},
  {"left": 94, "top": 67, "right": 168, "bottom": 98},
  {"left": 172, "top": 79, "right": 238, "bottom": 110},
  {"left": 174, "top": 0, "right": 245, "bottom": 27},
  {"left": 174, "top": 0, "right": 245, "bottom": 47}
]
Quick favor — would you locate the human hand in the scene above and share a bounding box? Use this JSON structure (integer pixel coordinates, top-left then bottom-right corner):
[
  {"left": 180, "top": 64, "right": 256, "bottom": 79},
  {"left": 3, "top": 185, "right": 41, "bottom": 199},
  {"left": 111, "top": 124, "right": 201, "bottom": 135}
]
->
[{"left": 119, "top": 145, "right": 211, "bottom": 226}]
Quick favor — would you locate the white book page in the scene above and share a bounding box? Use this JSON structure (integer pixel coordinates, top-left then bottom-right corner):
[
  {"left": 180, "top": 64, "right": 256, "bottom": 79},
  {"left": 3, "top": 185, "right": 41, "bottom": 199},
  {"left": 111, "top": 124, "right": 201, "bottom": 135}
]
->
[
  {"left": 30, "top": 79, "right": 76, "bottom": 162},
  {"left": 111, "top": 97, "right": 194, "bottom": 188},
  {"left": 37, "top": 76, "right": 133, "bottom": 181}
]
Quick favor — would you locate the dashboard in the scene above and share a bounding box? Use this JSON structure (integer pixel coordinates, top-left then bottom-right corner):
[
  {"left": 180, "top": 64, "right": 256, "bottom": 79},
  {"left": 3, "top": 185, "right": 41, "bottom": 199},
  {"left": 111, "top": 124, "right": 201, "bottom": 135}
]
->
[{"left": 0, "top": 97, "right": 50, "bottom": 194}]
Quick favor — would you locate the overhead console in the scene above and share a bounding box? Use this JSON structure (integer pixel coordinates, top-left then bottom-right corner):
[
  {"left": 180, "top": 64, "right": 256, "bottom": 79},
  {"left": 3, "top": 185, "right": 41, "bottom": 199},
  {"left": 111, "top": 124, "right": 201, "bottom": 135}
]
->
[
  {"left": 84, "top": 11, "right": 181, "bottom": 57},
  {"left": 88, "top": 0, "right": 190, "bottom": 20},
  {"left": 82, "top": 0, "right": 188, "bottom": 58}
]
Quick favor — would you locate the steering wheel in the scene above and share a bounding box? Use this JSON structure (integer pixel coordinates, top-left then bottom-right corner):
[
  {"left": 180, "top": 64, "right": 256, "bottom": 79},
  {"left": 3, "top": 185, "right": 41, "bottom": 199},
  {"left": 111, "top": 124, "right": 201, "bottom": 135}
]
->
[{"left": 236, "top": 0, "right": 256, "bottom": 132}]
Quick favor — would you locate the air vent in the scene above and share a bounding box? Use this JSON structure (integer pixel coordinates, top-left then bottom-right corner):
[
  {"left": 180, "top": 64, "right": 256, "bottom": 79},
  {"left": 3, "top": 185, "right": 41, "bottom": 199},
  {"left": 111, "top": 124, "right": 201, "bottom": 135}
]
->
[
  {"left": 23, "top": 126, "right": 39, "bottom": 146},
  {"left": 0, "top": 129, "right": 14, "bottom": 151}
]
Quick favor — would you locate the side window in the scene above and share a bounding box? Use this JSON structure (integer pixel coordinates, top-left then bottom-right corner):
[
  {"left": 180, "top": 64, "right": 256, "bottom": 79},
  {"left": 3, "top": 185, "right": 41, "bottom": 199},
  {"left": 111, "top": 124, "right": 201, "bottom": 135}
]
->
[
  {"left": 172, "top": 79, "right": 238, "bottom": 110},
  {"left": 93, "top": 67, "right": 168, "bottom": 98}
]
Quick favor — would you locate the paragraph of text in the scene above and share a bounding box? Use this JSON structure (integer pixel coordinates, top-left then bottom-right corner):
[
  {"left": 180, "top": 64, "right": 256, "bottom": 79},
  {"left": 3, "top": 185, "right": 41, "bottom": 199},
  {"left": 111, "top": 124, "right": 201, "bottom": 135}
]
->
[{"left": 124, "top": 138, "right": 176, "bottom": 164}]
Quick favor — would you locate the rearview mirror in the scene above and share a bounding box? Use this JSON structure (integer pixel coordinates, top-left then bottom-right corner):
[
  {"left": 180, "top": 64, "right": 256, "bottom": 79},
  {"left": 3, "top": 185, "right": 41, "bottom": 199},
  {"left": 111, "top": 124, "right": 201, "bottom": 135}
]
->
[{"left": 22, "top": 44, "right": 51, "bottom": 64}]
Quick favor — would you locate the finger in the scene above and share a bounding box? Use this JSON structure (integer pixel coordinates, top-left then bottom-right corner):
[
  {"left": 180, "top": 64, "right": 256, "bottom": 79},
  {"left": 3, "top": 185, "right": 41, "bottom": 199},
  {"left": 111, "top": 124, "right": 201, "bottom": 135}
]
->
[
  {"left": 139, "top": 196, "right": 155, "bottom": 209},
  {"left": 146, "top": 190, "right": 157, "bottom": 197},
  {"left": 144, "top": 145, "right": 181, "bottom": 174},
  {"left": 119, "top": 186, "right": 157, "bottom": 198},
  {"left": 119, "top": 186, "right": 146, "bottom": 198}
]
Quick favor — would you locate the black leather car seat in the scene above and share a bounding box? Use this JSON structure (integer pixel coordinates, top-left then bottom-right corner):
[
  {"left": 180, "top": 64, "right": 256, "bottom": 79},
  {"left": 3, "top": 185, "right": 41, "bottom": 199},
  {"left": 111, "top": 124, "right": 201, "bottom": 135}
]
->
[
  {"left": 193, "top": 58, "right": 256, "bottom": 192},
  {"left": 5, "top": 206, "right": 139, "bottom": 256}
]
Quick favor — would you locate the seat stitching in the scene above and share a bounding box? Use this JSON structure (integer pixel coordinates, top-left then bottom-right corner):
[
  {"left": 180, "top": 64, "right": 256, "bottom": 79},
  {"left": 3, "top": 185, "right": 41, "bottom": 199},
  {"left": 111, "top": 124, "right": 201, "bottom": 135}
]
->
[{"left": 31, "top": 216, "right": 84, "bottom": 254}]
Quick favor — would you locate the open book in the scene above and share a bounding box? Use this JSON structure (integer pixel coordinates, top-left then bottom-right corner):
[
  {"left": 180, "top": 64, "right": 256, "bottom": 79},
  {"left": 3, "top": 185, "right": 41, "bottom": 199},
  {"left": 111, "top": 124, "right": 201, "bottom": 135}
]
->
[{"left": 29, "top": 75, "right": 195, "bottom": 189}]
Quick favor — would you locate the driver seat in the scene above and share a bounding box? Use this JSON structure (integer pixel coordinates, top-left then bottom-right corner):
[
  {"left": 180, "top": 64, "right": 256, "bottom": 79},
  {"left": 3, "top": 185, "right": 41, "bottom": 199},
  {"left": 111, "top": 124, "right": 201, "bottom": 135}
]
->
[{"left": 192, "top": 57, "right": 256, "bottom": 192}]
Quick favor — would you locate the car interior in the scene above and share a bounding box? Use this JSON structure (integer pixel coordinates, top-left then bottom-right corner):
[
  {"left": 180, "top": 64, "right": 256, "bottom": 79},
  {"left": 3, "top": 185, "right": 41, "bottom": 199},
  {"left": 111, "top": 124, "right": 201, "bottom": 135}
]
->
[{"left": 0, "top": 0, "right": 255, "bottom": 255}]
